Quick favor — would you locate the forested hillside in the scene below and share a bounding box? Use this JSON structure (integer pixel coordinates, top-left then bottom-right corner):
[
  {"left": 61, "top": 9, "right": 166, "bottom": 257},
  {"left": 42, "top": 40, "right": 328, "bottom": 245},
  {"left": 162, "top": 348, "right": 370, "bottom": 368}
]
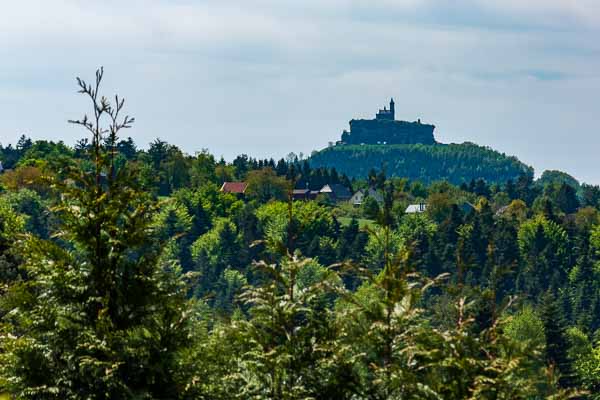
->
[
  {"left": 1, "top": 71, "right": 600, "bottom": 399},
  {"left": 310, "top": 142, "right": 533, "bottom": 184}
]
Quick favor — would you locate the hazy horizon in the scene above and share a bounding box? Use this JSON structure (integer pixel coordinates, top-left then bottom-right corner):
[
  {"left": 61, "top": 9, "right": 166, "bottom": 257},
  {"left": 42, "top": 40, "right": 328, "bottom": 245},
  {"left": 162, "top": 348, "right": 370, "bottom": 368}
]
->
[{"left": 1, "top": 1, "right": 599, "bottom": 183}]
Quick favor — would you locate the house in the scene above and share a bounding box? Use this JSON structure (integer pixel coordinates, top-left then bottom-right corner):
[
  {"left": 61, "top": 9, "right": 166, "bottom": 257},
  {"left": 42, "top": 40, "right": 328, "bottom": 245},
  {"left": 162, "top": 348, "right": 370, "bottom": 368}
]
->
[
  {"left": 220, "top": 182, "right": 248, "bottom": 195},
  {"left": 292, "top": 188, "right": 311, "bottom": 201},
  {"left": 319, "top": 184, "right": 352, "bottom": 202},
  {"left": 349, "top": 191, "right": 365, "bottom": 206},
  {"left": 405, "top": 203, "right": 427, "bottom": 214},
  {"left": 349, "top": 188, "right": 383, "bottom": 206}
]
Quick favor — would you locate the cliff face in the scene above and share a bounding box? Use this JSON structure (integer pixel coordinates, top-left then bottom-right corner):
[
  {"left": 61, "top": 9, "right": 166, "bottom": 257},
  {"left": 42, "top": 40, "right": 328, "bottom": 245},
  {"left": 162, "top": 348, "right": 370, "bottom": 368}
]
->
[{"left": 341, "top": 119, "right": 436, "bottom": 145}]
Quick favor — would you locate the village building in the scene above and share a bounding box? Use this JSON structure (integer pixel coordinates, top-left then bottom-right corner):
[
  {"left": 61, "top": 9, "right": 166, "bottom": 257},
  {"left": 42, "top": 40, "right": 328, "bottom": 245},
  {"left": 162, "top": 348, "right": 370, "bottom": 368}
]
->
[
  {"left": 220, "top": 182, "right": 248, "bottom": 195},
  {"left": 349, "top": 188, "right": 384, "bottom": 206},
  {"left": 319, "top": 184, "right": 352, "bottom": 202},
  {"left": 405, "top": 203, "right": 427, "bottom": 214},
  {"left": 292, "top": 188, "right": 311, "bottom": 201}
]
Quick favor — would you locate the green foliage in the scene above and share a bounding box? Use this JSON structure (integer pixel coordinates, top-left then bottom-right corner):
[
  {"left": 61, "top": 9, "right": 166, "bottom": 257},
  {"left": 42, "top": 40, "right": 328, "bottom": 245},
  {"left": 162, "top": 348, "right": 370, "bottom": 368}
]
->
[
  {"left": 152, "top": 199, "right": 194, "bottom": 268},
  {"left": 541, "top": 292, "right": 575, "bottom": 388},
  {"left": 2, "top": 70, "right": 600, "bottom": 398},
  {"left": 591, "top": 224, "right": 600, "bottom": 257},
  {"left": 153, "top": 199, "right": 194, "bottom": 241},
  {"left": 310, "top": 143, "right": 533, "bottom": 185},
  {"left": 336, "top": 227, "right": 567, "bottom": 399},
  {"left": 537, "top": 170, "right": 580, "bottom": 191},
  {"left": 196, "top": 182, "right": 244, "bottom": 220},
  {"left": 17, "top": 139, "right": 75, "bottom": 173},
  {"left": 190, "top": 149, "right": 217, "bottom": 187},
  {"left": 572, "top": 338, "right": 600, "bottom": 398},
  {"left": 0, "top": 190, "right": 50, "bottom": 238},
  {"left": 256, "top": 201, "right": 336, "bottom": 257},
  {"left": 363, "top": 226, "right": 406, "bottom": 271},
  {"left": 0, "top": 69, "right": 193, "bottom": 399},
  {"left": 191, "top": 218, "right": 244, "bottom": 302},
  {"left": 503, "top": 305, "right": 545, "bottom": 348},
  {"left": 191, "top": 256, "right": 352, "bottom": 400},
  {"left": 544, "top": 182, "right": 581, "bottom": 215},
  {"left": 517, "top": 216, "right": 570, "bottom": 296},
  {"left": 0, "top": 201, "right": 25, "bottom": 242},
  {"left": 0, "top": 200, "right": 25, "bottom": 284},
  {"left": 245, "top": 167, "right": 290, "bottom": 203},
  {"left": 568, "top": 250, "right": 600, "bottom": 332},
  {"left": 362, "top": 195, "right": 381, "bottom": 220}
]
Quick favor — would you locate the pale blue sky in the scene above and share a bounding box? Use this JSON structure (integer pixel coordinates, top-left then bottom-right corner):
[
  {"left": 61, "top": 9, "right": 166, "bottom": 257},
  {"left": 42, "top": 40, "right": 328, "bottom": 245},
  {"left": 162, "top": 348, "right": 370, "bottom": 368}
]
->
[{"left": 1, "top": 0, "right": 599, "bottom": 183}]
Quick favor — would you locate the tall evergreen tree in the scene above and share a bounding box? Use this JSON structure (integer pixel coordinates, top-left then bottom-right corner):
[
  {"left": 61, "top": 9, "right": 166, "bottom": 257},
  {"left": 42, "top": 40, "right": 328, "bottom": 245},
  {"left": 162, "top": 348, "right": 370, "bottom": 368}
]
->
[
  {"left": 541, "top": 291, "right": 575, "bottom": 388},
  {"left": 0, "top": 69, "right": 193, "bottom": 399}
]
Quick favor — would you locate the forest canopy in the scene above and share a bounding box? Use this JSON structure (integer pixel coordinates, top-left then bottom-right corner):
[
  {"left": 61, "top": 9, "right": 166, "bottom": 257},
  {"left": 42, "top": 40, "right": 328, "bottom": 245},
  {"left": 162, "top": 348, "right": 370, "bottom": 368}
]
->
[
  {"left": 309, "top": 142, "right": 534, "bottom": 185},
  {"left": 0, "top": 70, "right": 599, "bottom": 399}
]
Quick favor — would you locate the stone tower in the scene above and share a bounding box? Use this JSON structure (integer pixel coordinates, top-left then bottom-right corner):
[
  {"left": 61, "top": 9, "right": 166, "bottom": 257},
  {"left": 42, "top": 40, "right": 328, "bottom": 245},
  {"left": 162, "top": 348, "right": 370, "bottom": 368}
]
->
[
  {"left": 389, "top": 98, "right": 395, "bottom": 120},
  {"left": 375, "top": 98, "right": 395, "bottom": 121}
]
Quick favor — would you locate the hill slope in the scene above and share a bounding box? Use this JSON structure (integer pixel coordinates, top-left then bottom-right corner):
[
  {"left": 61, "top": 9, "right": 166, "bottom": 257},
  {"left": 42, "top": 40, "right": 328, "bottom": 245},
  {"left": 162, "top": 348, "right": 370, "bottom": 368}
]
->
[{"left": 309, "top": 142, "right": 533, "bottom": 184}]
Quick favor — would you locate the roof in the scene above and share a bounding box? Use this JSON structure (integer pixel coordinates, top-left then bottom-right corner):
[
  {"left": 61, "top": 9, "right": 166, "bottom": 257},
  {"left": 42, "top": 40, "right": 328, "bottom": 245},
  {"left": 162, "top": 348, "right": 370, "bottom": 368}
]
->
[
  {"left": 320, "top": 184, "right": 333, "bottom": 193},
  {"left": 350, "top": 188, "right": 383, "bottom": 205},
  {"left": 220, "top": 182, "right": 248, "bottom": 194},
  {"left": 350, "top": 190, "right": 365, "bottom": 205},
  {"left": 320, "top": 184, "right": 352, "bottom": 199},
  {"left": 293, "top": 189, "right": 310, "bottom": 194},
  {"left": 405, "top": 203, "right": 427, "bottom": 213},
  {"left": 367, "top": 188, "right": 384, "bottom": 203}
]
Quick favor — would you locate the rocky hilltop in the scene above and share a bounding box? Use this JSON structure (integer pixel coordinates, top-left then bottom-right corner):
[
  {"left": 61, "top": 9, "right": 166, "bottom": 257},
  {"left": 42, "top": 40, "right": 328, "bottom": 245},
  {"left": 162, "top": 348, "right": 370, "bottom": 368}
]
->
[{"left": 339, "top": 98, "right": 436, "bottom": 145}]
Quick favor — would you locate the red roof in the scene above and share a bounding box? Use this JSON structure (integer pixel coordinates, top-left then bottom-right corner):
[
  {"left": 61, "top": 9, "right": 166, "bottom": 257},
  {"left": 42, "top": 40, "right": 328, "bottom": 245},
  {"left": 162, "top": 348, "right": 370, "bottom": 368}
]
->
[{"left": 220, "top": 182, "right": 248, "bottom": 194}]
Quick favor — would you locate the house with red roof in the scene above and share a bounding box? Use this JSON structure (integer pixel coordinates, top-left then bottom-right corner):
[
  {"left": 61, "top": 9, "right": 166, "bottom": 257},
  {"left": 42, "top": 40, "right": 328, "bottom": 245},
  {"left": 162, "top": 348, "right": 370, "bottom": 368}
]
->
[{"left": 220, "top": 182, "right": 248, "bottom": 195}]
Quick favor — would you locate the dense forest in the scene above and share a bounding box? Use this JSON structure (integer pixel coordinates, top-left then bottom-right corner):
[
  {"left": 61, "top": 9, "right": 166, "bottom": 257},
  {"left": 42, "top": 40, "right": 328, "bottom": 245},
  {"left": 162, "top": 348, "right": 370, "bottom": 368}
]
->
[
  {"left": 309, "top": 143, "right": 534, "bottom": 185},
  {"left": 1, "top": 70, "right": 600, "bottom": 399}
]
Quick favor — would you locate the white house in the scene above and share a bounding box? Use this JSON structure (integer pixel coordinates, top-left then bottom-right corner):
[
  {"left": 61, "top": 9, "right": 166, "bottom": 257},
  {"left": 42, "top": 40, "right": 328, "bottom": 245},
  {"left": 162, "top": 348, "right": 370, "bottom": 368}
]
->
[
  {"left": 405, "top": 203, "right": 427, "bottom": 214},
  {"left": 350, "top": 188, "right": 384, "bottom": 206}
]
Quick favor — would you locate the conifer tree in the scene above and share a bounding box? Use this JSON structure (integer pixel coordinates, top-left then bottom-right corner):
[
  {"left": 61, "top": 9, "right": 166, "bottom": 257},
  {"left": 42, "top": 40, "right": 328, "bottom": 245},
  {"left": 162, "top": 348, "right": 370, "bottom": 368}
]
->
[
  {"left": 541, "top": 291, "right": 575, "bottom": 388},
  {"left": 569, "top": 248, "right": 600, "bottom": 333},
  {"left": 0, "top": 68, "right": 193, "bottom": 399}
]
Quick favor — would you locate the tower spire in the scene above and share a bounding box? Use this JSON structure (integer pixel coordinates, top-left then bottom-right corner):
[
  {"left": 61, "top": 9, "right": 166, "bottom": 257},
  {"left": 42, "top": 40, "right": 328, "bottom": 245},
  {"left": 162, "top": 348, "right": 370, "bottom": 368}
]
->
[{"left": 389, "top": 98, "right": 395, "bottom": 120}]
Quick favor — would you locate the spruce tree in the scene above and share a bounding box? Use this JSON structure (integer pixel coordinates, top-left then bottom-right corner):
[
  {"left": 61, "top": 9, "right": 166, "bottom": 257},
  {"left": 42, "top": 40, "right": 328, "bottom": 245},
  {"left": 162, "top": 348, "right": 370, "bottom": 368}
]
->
[
  {"left": 570, "top": 249, "right": 600, "bottom": 333},
  {"left": 0, "top": 69, "right": 193, "bottom": 399},
  {"left": 541, "top": 291, "right": 575, "bottom": 388}
]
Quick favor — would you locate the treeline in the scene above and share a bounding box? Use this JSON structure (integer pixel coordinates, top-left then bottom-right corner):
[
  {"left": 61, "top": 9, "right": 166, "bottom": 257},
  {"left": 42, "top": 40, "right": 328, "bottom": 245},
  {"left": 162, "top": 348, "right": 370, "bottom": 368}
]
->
[
  {"left": 309, "top": 142, "right": 534, "bottom": 185},
  {"left": 1, "top": 70, "right": 600, "bottom": 399},
  {"left": 0, "top": 135, "right": 353, "bottom": 198}
]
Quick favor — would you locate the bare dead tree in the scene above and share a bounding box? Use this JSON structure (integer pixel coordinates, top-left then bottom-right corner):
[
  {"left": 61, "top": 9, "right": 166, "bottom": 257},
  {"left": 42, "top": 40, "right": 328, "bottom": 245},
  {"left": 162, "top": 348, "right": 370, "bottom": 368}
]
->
[{"left": 68, "top": 67, "right": 135, "bottom": 188}]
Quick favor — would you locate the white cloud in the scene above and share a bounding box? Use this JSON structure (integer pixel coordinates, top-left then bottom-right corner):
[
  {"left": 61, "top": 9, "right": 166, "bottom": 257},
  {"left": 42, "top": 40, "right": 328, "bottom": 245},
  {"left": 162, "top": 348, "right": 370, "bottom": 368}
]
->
[
  {"left": 479, "top": 0, "right": 600, "bottom": 27},
  {"left": 0, "top": 0, "right": 600, "bottom": 182}
]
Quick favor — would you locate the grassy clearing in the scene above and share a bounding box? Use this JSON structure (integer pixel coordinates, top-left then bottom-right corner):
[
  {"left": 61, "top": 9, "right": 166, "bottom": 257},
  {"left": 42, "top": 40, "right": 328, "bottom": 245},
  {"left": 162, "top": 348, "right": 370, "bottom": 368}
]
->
[{"left": 338, "top": 217, "right": 376, "bottom": 229}]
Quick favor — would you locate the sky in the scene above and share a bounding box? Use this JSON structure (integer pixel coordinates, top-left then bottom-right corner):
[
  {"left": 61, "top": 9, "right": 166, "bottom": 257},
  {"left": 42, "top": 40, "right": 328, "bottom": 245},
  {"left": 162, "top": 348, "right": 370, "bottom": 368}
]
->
[{"left": 1, "top": 0, "right": 599, "bottom": 183}]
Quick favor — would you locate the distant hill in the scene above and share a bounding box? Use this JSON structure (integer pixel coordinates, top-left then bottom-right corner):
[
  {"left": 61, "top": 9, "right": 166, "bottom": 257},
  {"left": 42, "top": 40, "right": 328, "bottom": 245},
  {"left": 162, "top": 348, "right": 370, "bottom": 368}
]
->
[
  {"left": 309, "top": 142, "right": 533, "bottom": 185},
  {"left": 536, "top": 170, "right": 580, "bottom": 190}
]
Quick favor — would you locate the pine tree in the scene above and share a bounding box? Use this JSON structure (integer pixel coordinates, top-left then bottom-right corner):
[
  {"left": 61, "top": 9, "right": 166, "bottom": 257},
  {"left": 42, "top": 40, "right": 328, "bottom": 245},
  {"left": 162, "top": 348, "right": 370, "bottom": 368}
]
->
[
  {"left": 570, "top": 248, "right": 600, "bottom": 333},
  {"left": 541, "top": 291, "right": 575, "bottom": 388},
  {"left": 0, "top": 69, "right": 193, "bottom": 399}
]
